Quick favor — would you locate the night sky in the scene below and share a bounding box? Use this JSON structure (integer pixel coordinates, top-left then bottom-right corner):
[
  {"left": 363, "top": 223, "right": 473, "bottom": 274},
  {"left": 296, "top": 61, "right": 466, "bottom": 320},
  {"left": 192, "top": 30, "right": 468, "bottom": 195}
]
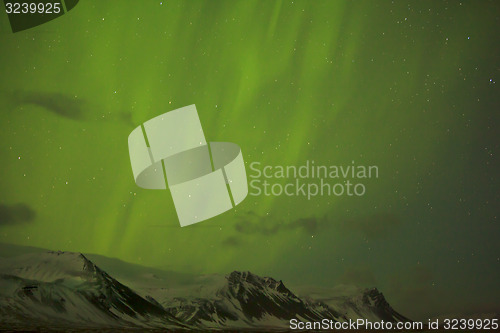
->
[{"left": 0, "top": 0, "right": 499, "bottom": 320}]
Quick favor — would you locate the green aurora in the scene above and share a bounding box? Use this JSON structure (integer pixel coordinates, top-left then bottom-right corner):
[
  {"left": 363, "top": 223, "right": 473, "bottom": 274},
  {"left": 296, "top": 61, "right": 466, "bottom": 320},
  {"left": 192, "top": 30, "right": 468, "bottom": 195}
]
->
[{"left": 0, "top": 0, "right": 498, "bottom": 320}]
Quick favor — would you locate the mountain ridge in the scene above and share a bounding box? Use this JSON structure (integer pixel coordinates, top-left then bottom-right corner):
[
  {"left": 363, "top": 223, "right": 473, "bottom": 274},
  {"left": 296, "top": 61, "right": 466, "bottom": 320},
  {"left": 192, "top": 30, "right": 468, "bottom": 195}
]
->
[
  {"left": 0, "top": 251, "right": 188, "bottom": 330},
  {"left": 0, "top": 250, "right": 410, "bottom": 330}
]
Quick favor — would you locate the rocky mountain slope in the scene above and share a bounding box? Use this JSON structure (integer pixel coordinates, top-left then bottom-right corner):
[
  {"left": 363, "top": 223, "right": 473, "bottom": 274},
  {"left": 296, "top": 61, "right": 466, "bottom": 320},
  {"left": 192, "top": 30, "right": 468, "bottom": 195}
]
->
[{"left": 0, "top": 250, "right": 410, "bottom": 330}]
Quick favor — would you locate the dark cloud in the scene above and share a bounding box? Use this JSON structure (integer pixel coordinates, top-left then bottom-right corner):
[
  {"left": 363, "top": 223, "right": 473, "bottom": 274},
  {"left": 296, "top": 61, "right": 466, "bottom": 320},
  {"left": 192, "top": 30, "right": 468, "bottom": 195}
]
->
[
  {"left": 342, "top": 213, "right": 401, "bottom": 240},
  {"left": 221, "top": 236, "right": 241, "bottom": 247},
  {"left": 10, "top": 90, "right": 86, "bottom": 120},
  {"left": 231, "top": 211, "right": 400, "bottom": 239},
  {"left": 233, "top": 214, "right": 281, "bottom": 235},
  {"left": 118, "top": 111, "right": 135, "bottom": 127},
  {"left": 231, "top": 211, "right": 327, "bottom": 236},
  {"left": 0, "top": 203, "right": 36, "bottom": 225},
  {"left": 288, "top": 216, "right": 322, "bottom": 234},
  {"left": 224, "top": 211, "right": 400, "bottom": 248},
  {"left": 3, "top": 90, "right": 134, "bottom": 126}
]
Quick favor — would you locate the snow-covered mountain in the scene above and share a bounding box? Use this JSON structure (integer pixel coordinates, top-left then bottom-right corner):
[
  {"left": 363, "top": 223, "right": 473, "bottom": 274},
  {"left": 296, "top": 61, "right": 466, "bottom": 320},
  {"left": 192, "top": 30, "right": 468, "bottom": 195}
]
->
[
  {"left": 0, "top": 250, "right": 410, "bottom": 331},
  {"left": 293, "top": 284, "right": 411, "bottom": 323},
  {"left": 155, "top": 271, "right": 344, "bottom": 329},
  {"left": 0, "top": 251, "right": 187, "bottom": 330},
  {"left": 152, "top": 271, "right": 410, "bottom": 330}
]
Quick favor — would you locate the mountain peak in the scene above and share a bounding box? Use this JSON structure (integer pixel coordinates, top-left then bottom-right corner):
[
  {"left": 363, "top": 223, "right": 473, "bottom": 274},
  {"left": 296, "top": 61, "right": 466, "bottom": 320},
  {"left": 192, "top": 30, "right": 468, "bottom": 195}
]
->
[
  {"left": 362, "top": 288, "right": 389, "bottom": 308},
  {"left": 0, "top": 250, "right": 186, "bottom": 329},
  {"left": 224, "top": 270, "right": 299, "bottom": 305},
  {"left": 361, "top": 287, "right": 411, "bottom": 322},
  {"left": 46, "top": 250, "right": 88, "bottom": 262},
  {"left": 0, "top": 250, "right": 104, "bottom": 283}
]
